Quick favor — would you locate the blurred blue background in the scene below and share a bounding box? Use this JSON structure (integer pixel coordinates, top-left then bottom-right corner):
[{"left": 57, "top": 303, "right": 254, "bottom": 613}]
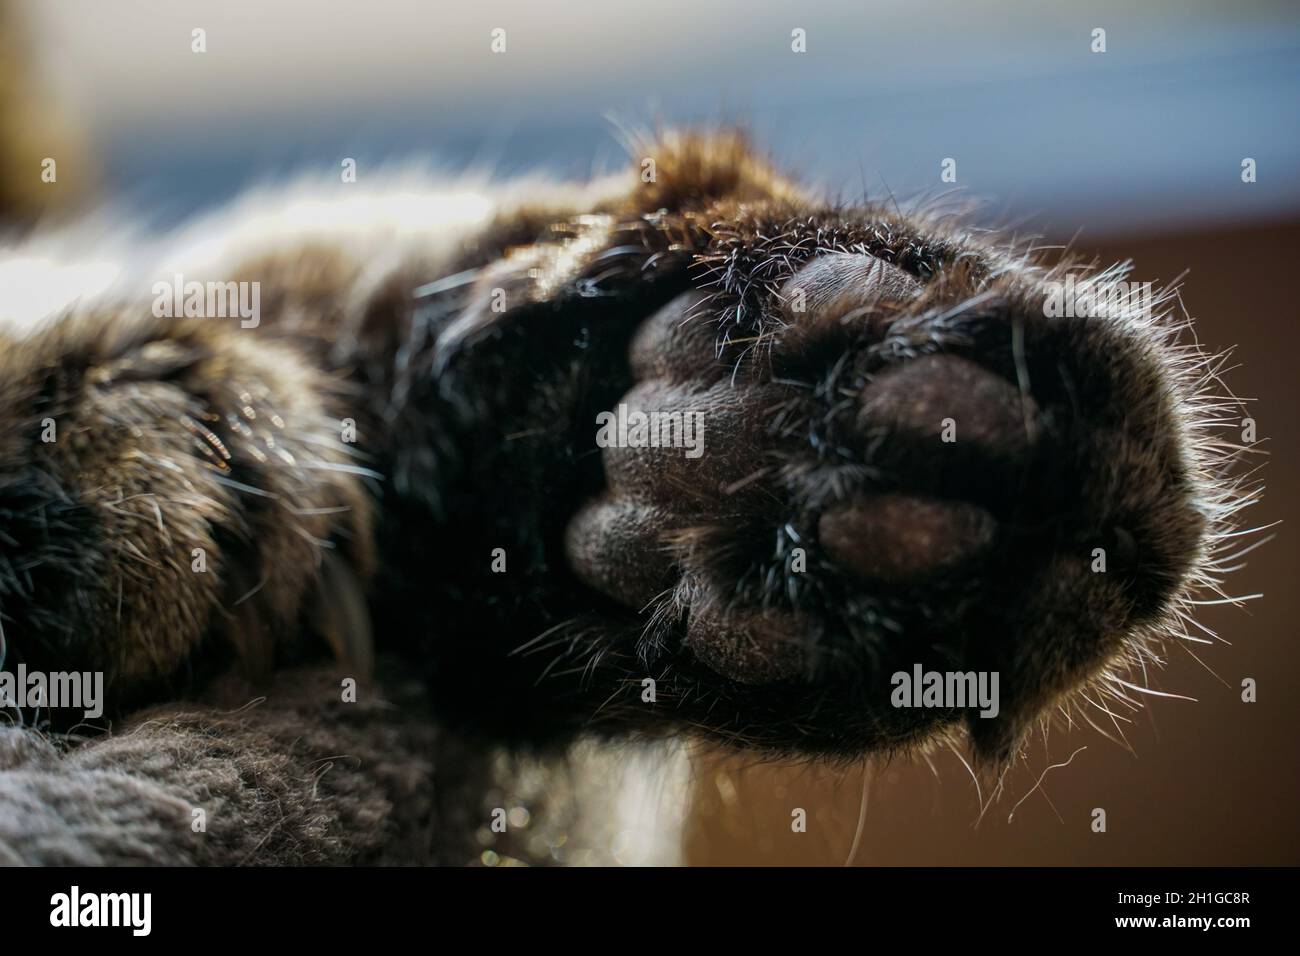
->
[{"left": 19, "top": 0, "right": 1300, "bottom": 236}]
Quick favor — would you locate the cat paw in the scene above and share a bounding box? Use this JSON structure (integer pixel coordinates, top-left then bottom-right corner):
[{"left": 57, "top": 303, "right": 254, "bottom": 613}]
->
[{"left": 566, "top": 239, "right": 1213, "bottom": 762}]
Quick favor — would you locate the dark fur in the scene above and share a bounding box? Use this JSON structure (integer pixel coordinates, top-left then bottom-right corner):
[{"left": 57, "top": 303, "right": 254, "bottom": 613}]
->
[{"left": 0, "top": 131, "right": 1250, "bottom": 862}]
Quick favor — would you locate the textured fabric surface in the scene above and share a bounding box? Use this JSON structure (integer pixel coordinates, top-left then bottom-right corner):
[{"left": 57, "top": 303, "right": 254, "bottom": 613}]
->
[{"left": 0, "top": 664, "right": 442, "bottom": 865}]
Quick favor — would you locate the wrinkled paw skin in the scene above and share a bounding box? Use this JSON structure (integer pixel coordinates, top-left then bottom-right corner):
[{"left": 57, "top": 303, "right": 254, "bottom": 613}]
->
[{"left": 566, "top": 222, "right": 1216, "bottom": 765}]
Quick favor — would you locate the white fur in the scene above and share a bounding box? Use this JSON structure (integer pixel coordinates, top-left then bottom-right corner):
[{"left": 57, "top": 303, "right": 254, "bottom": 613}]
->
[{"left": 0, "top": 165, "right": 630, "bottom": 336}]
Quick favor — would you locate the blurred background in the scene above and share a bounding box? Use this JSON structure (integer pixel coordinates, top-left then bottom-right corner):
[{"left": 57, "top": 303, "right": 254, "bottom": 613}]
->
[{"left": 3, "top": 0, "right": 1296, "bottom": 863}]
